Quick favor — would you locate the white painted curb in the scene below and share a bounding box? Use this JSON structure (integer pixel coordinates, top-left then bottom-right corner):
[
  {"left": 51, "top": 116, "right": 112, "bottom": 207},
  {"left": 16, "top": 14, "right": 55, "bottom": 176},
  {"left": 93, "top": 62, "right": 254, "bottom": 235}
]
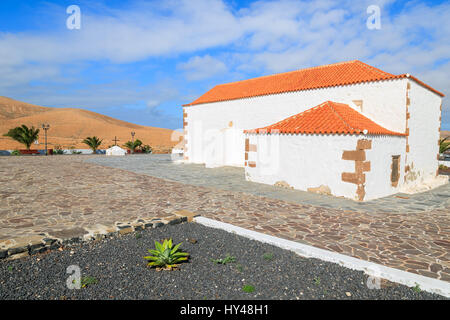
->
[{"left": 194, "top": 216, "right": 450, "bottom": 298}]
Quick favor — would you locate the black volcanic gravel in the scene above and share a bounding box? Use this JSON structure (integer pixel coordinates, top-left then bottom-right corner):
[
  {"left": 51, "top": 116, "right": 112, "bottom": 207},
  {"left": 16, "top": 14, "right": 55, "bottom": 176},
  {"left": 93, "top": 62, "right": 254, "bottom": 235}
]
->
[{"left": 0, "top": 222, "right": 446, "bottom": 300}]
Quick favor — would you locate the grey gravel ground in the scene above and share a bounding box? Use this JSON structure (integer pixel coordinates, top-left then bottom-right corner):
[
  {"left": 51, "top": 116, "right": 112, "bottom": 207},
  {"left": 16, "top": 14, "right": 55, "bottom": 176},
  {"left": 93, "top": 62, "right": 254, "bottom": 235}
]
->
[{"left": 0, "top": 223, "right": 446, "bottom": 300}]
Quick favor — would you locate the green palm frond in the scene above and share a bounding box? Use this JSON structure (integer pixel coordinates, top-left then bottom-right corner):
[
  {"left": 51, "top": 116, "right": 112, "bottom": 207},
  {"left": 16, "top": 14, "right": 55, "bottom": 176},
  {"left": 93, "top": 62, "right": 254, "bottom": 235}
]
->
[
  {"left": 440, "top": 136, "right": 450, "bottom": 154},
  {"left": 82, "top": 136, "right": 103, "bottom": 153},
  {"left": 123, "top": 139, "right": 142, "bottom": 152},
  {"left": 3, "top": 125, "right": 40, "bottom": 150}
]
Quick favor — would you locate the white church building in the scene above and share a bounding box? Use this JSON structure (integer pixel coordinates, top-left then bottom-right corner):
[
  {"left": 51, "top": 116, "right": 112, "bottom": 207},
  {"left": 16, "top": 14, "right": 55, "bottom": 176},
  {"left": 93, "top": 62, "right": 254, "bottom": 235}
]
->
[{"left": 182, "top": 60, "right": 446, "bottom": 201}]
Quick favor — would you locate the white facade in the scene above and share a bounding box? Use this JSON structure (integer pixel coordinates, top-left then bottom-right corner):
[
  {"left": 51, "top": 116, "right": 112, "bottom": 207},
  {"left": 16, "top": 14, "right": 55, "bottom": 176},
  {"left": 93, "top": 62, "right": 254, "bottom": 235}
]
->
[
  {"left": 184, "top": 76, "right": 445, "bottom": 200},
  {"left": 244, "top": 133, "right": 407, "bottom": 201},
  {"left": 184, "top": 79, "right": 407, "bottom": 166},
  {"left": 365, "top": 136, "right": 406, "bottom": 200},
  {"left": 405, "top": 81, "right": 442, "bottom": 186}
]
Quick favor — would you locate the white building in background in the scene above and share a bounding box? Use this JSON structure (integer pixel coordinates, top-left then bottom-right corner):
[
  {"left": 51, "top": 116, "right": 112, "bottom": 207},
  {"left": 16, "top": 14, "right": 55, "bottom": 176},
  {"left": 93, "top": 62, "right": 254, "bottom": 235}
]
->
[
  {"left": 182, "top": 60, "right": 446, "bottom": 201},
  {"left": 106, "top": 145, "right": 126, "bottom": 156}
]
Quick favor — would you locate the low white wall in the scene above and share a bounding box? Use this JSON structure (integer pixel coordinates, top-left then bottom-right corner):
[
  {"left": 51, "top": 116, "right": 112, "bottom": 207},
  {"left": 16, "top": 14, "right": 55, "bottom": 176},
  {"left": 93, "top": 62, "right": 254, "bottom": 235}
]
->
[
  {"left": 245, "top": 133, "right": 406, "bottom": 201},
  {"left": 0, "top": 149, "right": 104, "bottom": 155},
  {"left": 439, "top": 160, "right": 450, "bottom": 166},
  {"left": 60, "top": 149, "right": 105, "bottom": 154},
  {"left": 195, "top": 216, "right": 450, "bottom": 298}
]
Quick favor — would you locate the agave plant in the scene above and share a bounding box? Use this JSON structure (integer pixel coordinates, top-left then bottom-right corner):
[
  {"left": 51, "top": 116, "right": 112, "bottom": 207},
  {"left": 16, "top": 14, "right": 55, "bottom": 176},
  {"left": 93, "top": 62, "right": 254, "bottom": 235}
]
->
[
  {"left": 3, "top": 125, "right": 40, "bottom": 150},
  {"left": 82, "top": 136, "right": 103, "bottom": 153},
  {"left": 144, "top": 239, "right": 189, "bottom": 270}
]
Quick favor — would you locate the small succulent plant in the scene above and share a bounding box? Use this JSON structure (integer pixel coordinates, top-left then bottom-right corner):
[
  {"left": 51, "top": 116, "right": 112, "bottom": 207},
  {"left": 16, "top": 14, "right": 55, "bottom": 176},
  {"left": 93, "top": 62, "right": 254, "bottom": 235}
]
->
[
  {"left": 263, "top": 252, "right": 274, "bottom": 261},
  {"left": 144, "top": 239, "right": 189, "bottom": 270},
  {"left": 313, "top": 277, "right": 321, "bottom": 285},
  {"left": 242, "top": 285, "right": 255, "bottom": 293},
  {"left": 211, "top": 254, "right": 236, "bottom": 265},
  {"left": 81, "top": 276, "right": 98, "bottom": 288},
  {"left": 71, "top": 276, "right": 98, "bottom": 288}
]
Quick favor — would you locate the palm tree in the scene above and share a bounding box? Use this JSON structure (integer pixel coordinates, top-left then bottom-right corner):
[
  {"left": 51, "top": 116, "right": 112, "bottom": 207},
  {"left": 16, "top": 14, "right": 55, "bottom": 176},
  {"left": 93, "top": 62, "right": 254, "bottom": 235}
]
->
[
  {"left": 3, "top": 125, "right": 40, "bottom": 150},
  {"left": 440, "top": 136, "right": 450, "bottom": 154},
  {"left": 123, "top": 139, "right": 142, "bottom": 153},
  {"left": 82, "top": 136, "right": 103, "bottom": 153}
]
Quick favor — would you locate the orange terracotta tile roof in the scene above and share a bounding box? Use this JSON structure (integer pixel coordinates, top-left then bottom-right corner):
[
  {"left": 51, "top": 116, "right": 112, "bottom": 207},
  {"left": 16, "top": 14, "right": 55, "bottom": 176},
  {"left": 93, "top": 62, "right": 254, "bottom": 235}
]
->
[
  {"left": 184, "top": 60, "right": 444, "bottom": 106},
  {"left": 244, "top": 101, "right": 406, "bottom": 136}
]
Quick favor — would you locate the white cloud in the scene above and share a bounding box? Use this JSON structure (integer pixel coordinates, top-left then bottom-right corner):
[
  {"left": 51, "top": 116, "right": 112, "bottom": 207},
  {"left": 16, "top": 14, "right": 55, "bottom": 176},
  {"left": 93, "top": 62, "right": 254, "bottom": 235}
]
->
[
  {"left": 231, "top": 0, "right": 450, "bottom": 125},
  {"left": 0, "top": 0, "right": 242, "bottom": 67},
  {"left": 177, "top": 55, "right": 227, "bottom": 80},
  {"left": 0, "top": 0, "right": 448, "bottom": 127},
  {"left": 0, "top": 64, "right": 60, "bottom": 88},
  {"left": 145, "top": 85, "right": 181, "bottom": 109},
  {"left": 2, "top": 0, "right": 449, "bottom": 87}
]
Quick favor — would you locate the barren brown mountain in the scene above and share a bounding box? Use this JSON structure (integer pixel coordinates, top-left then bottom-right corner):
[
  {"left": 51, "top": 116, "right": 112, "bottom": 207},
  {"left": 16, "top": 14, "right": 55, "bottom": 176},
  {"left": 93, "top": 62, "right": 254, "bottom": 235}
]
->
[{"left": 0, "top": 96, "right": 182, "bottom": 153}]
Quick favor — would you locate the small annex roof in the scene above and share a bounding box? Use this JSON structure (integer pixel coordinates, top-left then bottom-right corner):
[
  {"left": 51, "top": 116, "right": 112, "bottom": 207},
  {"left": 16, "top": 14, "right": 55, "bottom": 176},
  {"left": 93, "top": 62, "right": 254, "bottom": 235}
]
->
[
  {"left": 244, "top": 101, "right": 406, "bottom": 136},
  {"left": 183, "top": 60, "right": 444, "bottom": 106}
]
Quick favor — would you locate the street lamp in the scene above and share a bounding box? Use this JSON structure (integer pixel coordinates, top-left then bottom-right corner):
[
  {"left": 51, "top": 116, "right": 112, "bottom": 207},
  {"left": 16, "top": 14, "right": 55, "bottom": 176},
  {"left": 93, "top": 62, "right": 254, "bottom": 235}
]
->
[
  {"left": 41, "top": 124, "right": 50, "bottom": 155},
  {"left": 131, "top": 131, "right": 135, "bottom": 143}
]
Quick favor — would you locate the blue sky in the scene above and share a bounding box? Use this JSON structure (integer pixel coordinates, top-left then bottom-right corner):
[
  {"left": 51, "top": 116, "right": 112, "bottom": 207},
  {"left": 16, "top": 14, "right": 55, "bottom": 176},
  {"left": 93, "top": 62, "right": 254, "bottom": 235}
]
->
[{"left": 0, "top": 0, "right": 449, "bottom": 130}]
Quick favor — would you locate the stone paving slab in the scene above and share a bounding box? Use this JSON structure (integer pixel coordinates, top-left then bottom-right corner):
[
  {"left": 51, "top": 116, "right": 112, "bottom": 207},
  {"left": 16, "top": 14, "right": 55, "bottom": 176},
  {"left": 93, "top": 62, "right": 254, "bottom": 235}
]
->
[
  {"left": 0, "top": 155, "right": 449, "bottom": 282},
  {"left": 0, "top": 156, "right": 191, "bottom": 259},
  {"left": 87, "top": 154, "right": 450, "bottom": 214}
]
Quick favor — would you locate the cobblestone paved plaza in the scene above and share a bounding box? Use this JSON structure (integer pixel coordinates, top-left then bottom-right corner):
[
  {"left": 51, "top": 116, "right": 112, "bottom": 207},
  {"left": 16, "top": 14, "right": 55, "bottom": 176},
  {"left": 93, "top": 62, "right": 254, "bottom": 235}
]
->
[
  {"left": 88, "top": 155, "right": 450, "bottom": 214},
  {"left": 1, "top": 155, "right": 449, "bottom": 282}
]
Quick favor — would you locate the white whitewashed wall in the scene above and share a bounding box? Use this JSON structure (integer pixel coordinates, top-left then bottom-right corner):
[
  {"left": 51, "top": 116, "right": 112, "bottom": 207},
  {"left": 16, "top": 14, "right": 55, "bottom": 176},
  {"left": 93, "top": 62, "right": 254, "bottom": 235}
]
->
[
  {"left": 184, "top": 79, "right": 408, "bottom": 167},
  {"left": 406, "top": 80, "right": 442, "bottom": 186},
  {"left": 364, "top": 135, "right": 406, "bottom": 200},
  {"left": 245, "top": 133, "right": 406, "bottom": 201}
]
